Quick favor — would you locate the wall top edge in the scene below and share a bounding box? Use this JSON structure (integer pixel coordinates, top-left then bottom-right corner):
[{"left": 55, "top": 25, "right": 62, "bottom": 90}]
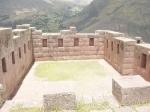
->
[
  {"left": 13, "top": 29, "right": 27, "bottom": 32},
  {"left": 115, "top": 37, "right": 136, "bottom": 42},
  {"left": 42, "top": 33, "right": 60, "bottom": 36},
  {"left": 95, "top": 30, "right": 123, "bottom": 34},
  {"left": 0, "top": 28, "right": 12, "bottom": 31},
  {"left": 41, "top": 33, "right": 98, "bottom": 36},
  {"left": 13, "top": 36, "right": 20, "bottom": 39},
  {"left": 136, "top": 44, "right": 150, "bottom": 49}
]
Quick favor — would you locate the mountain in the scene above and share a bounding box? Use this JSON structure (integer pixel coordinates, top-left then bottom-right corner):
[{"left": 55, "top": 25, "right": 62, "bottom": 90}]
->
[
  {"left": 44, "top": 0, "right": 93, "bottom": 5},
  {"left": 62, "top": 0, "right": 93, "bottom": 5},
  {"left": 0, "top": 0, "right": 86, "bottom": 32},
  {"left": 63, "top": 0, "right": 150, "bottom": 42}
]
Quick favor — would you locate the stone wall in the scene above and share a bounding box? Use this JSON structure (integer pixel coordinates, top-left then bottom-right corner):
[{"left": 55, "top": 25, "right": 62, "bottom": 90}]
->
[
  {"left": 134, "top": 44, "right": 150, "bottom": 81},
  {"left": 114, "top": 38, "right": 136, "bottom": 75},
  {"left": 93, "top": 30, "right": 136, "bottom": 75},
  {"left": 1, "top": 24, "right": 150, "bottom": 105},
  {"left": 32, "top": 28, "right": 138, "bottom": 76},
  {"left": 33, "top": 27, "right": 104, "bottom": 61},
  {"left": 0, "top": 24, "right": 34, "bottom": 104}
]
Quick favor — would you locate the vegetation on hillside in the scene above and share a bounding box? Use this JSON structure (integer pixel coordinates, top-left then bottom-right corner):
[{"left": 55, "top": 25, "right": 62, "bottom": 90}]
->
[
  {"left": 1, "top": 0, "right": 150, "bottom": 42},
  {"left": 63, "top": 0, "right": 150, "bottom": 42},
  {"left": 0, "top": 0, "right": 83, "bottom": 32}
]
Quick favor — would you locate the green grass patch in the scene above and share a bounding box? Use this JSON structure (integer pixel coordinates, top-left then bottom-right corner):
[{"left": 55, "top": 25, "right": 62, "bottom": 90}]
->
[
  {"left": 130, "top": 102, "right": 150, "bottom": 111},
  {"left": 9, "top": 104, "right": 42, "bottom": 112},
  {"left": 77, "top": 99, "right": 112, "bottom": 112},
  {"left": 9, "top": 101, "right": 150, "bottom": 112},
  {"left": 9, "top": 99, "right": 112, "bottom": 112},
  {"left": 35, "top": 61, "right": 110, "bottom": 81}
]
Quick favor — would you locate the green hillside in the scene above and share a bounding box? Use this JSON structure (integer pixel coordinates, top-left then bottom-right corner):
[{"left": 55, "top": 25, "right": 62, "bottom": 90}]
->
[
  {"left": 0, "top": 0, "right": 84, "bottom": 32},
  {"left": 63, "top": 0, "right": 150, "bottom": 42}
]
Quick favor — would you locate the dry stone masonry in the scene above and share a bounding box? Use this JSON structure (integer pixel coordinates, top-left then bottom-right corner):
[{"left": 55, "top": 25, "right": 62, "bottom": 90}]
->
[
  {"left": 0, "top": 24, "right": 34, "bottom": 106},
  {"left": 112, "top": 75, "right": 150, "bottom": 105},
  {"left": 43, "top": 81, "right": 76, "bottom": 110},
  {"left": 1, "top": 24, "right": 150, "bottom": 107}
]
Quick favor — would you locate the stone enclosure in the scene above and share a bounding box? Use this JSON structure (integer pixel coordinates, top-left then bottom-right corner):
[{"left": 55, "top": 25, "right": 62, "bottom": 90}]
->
[{"left": 1, "top": 24, "right": 150, "bottom": 109}]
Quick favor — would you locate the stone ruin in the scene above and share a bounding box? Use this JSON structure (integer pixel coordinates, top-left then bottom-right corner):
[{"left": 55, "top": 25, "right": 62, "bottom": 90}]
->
[{"left": 0, "top": 24, "right": 150, "bottom": 110}]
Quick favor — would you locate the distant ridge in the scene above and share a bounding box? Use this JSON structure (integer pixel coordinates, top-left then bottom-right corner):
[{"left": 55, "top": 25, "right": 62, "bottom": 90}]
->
[
  {"left": 0, "top": 0, "right": 85, "bottom": 32},
  {"left": 63, "top": 0, "right": 150, "bottom": 42}
]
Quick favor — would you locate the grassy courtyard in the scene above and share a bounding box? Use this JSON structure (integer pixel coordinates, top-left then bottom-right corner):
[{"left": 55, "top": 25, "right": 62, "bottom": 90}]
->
[
  {"left": 9, "top": 60, "right": 121, "bottom": 112},
  {"left": 35, "top": 61, "right": 111, "bottom": 81},
  {"left": 35, "top": 60, "right": 114, "bottom": 95},
  {"left": 10, "top": 100, "right": 112, "bottom": 112}
]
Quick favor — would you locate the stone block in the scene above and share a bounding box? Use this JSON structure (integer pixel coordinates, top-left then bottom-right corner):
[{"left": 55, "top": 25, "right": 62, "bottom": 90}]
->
[
  {"left": 63, "top": 39, "right": 73, "bottom": 43},
  {"left": 16, "top": 24, "right": 30, "bottom": 30},
  {"left": 124, "top": 52, "right": 130, "bottom": 58},
  {"left": 130, "top": 52, "right": 134, "bottom": 57},
  {"left": 43, "top": 81, "right": 77, "bottom": 110},
  {"left": 124, "top": 46, "right": 134, "bottom": 52},
  {"left": 64, "top": 43, "right": 74, "bottom": 47},
  {"left": 87, "top": 51, "right": 97, "bottom": 55},
  {"left": 30, "top": 27, "right": 36, "bottom": 32},
  {"left": 73, "top": 47, "right": 80, "bottom": 52},
  {"left": 33, "top": 43, "right": 42, "bottom": 47},
  {"left": 32, "top": 30, "right": 42, "bottom": 35},
  {"left": 112, "top": 75, "right": 150, "bottom": 105},
  {"left": 70, "top": 26, "right": 76, "bottom": 31},
  {"left": 43, "top": 53, "right": 50, "bottom": 57},
  {"left": 34, "top": 53, "right": 43, "bottom": 58},
  {"left": 60, "top": 30, "right": 71, "bottom": 35},
  {"left": 42, "top": 48, "right": 49, "bottom": 53},
  {"left": 123, "top": 64, "right": 134, "bottom": 69},
  {"left": 32, "top": 35, "right": 41, "bottom": 39},
  {"left": 95, "top": 30, "right": 105, "bottom": 36},
  {"left": 34, "top": 48, "right": 42, "bottom": 53},
  {"left": 122, "top": 69, "right": 133, "bottom": 75},
  {"left": 134, "top": 37, "right": 142, "bottom": 44},
  {"left": 33, "top": 39, "right": 41, "bottom": 43},
  {"left": 123, "top": 58, "right": 134, "bottom": 63},
  {"left": 73, "top": 52, "right": 80, "bottom": 56},
  {"left": 48, "top": 39, "right": 55, "bottom": 43},
  {"left": 58, "top": 47, "right": 65, "bottom": 52}
]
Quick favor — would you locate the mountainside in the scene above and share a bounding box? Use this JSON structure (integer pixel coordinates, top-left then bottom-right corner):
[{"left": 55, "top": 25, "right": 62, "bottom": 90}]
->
[
  {"left": 44, "top": 0, "right": 93, "bottom": 5},
  {"left": 62, "top": 0, "right": 93, "bottom": 5},
  {"left": 0, "top": 0, "right": 87, "bottom": 32},
  {"left": 63, "top": 0, "right": 150, "bottom": 42}
]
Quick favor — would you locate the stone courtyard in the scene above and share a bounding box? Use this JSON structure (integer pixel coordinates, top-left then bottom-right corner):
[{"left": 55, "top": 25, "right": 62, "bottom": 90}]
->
[
  {"left": 1, "top": 60, "right": 150, "bottom": 112},
  {"left": 1, "top": 24, "right": 150, "bottom": 111},
  {"left": 1, "top": 59, "right": 120, "bottom": 111}
]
